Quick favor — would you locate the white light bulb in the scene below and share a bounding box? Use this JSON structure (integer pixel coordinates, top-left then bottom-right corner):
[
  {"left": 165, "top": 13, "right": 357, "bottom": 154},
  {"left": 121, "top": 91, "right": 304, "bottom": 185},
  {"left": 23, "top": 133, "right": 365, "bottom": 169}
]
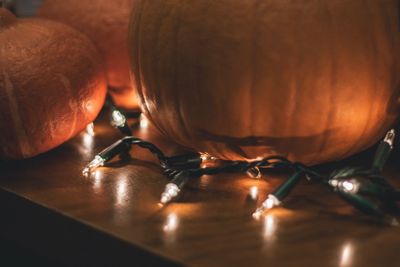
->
[
  {"left": 82, "top": 155, "right": 105, "bottom": 177},
  {"left": 160, "top": 183, "right": 180, "bottom": 205},
  {"left": 329, "top": 178, "right": 339, "bottom": 187},
  {"left": 111, "top": 110, "right": 126, "bottom": 128},
  {"left": 342, "top": 181, "right": 354, "bottom": 191},
  {"left": 252, "top": 194, "right": 281, "bottom": 219},
  {"left": 85, "top": 122, "right": 95, "bottom": 137},
  {"left": 384, "top": 129, "right": 395, "bottom": 148},
  {"left": 340, "top": 180, "right": 360, "bottom": 194}
]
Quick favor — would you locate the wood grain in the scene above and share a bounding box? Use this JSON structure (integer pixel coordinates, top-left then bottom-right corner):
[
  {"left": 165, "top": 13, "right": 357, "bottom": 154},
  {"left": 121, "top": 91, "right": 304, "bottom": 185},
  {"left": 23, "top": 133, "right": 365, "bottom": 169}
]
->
[{"left": 1, "top": 110, "right": 400, "bottom": 267}]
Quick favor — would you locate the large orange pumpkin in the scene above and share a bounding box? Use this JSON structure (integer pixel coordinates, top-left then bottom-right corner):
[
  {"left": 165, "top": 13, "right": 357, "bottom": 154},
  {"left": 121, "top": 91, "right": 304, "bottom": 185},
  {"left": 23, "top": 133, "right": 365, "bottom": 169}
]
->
[
  {"left": 37, "top": 0, "right": 138, "bottom": 110},
  {"left": 129, "top": 0, "right": 400, "bottom": 165},
  {"left": 0, "top": 8, "right": 107, "bottom": 159}
]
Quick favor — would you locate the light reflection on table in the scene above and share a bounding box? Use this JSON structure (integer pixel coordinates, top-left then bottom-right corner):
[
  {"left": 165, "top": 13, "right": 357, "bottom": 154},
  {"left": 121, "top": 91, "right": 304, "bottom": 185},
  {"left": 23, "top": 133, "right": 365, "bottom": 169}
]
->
[
  {"left": 115, "top": 175, "right": 129, "bottom": 208},
  {"left": 340, "top": 243, "right": 354, "bottom": 267}
]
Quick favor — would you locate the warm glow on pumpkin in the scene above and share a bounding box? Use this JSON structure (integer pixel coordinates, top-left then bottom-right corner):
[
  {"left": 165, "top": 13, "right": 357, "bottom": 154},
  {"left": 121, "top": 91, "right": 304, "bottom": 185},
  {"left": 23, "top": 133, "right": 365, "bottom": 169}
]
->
[
  {"left": 0, "top": 8, "right": 107, "bottom": 159},
  {"left": 129, "top": 0, "right": 400, "bottom": 165},
  {"left": 38, "top": 0, "right": 139, "bottom": 110}
]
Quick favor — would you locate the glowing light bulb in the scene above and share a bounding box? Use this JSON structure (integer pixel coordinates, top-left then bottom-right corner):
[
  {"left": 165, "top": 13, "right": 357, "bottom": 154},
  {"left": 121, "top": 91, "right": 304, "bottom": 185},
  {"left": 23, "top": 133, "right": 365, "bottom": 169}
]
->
[
  {"left": 82, "top": 155, "right": 105, "bottom": 177},
  {"left": 200, "top": 152, "right": 217, "bottom": 162},
  {"left": 199, "top": 152, "right": 217, "bottom": 169},
  {"left": 252, "top": 194, "right": 281, "bottom": 219},
  {"left": 339, "top": 179, "right": 360, "bottom": 194},
  {"left": 111, "top": 110, "right": 126, "bottom": 128},
  {"left": 85, "top": 122, "right": 95, "bottom": 137},
  {"left": 329, "top": 178, "right": 339, "bottom": 187},
  {"left": 342, "top": 181, "right": 354, "bottom": 192},
  {"left": 373, "top": 129, "right": 396, "bottom": 171},
  {"left": 160, "top": 172, "right": 190, "bottom": 205},
  {"left": 384, "top": 129, "right": 395, "bottom": 148},
  {"left": 160, "top": 183, "right": 180, "bottom": 205}
]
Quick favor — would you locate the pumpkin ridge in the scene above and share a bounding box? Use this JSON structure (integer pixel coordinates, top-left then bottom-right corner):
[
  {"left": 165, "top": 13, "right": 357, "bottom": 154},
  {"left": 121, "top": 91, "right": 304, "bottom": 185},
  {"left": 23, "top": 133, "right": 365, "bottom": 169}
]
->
[
  {"left": 313, "top": 0, "right": 338, "bottom": 164},
  {"left": 58, "top": 74, "right": 79, "bottom": 140},
  {"left": 129, "top": 0, "right": 150, "bottom": 122},
  {"left": 154, "top": 0, "right": 179, "bottom": 141},
  {"left": 172, "top": 1, "right": 194, "bottom": 147},
  {"left": 248, "top": 0, "right": 259, "bottom": 140},
  {"left": 2, "top": 70, "right": 31, "bottom": 157},
  {"left": 339, "top": 0, "right": 379, "bottom": 159}
]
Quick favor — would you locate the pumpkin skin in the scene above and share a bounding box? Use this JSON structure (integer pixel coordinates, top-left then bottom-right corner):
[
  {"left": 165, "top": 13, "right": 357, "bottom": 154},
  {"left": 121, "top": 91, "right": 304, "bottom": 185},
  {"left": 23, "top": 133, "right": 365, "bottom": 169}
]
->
[
  {"left": 129, "top": 0, "right": 400, "bottom": 165},
  {"left": 0, "top": 8, "right": 107, "bottom": 159},
  {"left": 38, "top": 0, "right": 138, "bottom": 110}
]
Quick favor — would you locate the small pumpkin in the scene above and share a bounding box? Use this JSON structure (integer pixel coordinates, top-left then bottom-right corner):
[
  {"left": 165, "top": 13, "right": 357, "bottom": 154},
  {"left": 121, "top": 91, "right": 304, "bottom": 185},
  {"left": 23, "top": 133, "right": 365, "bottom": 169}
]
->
[
  {"left": 129, "top": 0, "right": 400, "bottom": 165},
  {"left": 38, "top": 0, "right": 138, "bottom": 110},
  {"left": 0, "top": 8, "right": 107, "bottom": 159}
]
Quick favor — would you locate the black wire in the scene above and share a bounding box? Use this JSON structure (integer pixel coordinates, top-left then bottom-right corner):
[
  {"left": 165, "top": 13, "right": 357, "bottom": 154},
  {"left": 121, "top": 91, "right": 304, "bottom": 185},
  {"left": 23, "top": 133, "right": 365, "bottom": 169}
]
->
[{"left": 95, "top": 134, "right": 400, "bottom": 221}]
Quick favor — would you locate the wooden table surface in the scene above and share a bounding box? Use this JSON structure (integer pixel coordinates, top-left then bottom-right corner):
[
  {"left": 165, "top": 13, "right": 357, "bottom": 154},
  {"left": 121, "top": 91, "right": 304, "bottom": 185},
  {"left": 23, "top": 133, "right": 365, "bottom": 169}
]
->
[{"left": 1, "top": 111, "right": 400, "bottom": 267}]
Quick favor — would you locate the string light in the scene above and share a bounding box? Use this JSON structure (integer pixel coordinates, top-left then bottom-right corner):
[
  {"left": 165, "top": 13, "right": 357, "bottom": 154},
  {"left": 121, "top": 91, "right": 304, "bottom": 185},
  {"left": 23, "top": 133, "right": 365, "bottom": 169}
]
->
[
  {"left": 199, "top": 152, "right": 217, "bottom": 163},
  {"left": 372, "top": 129, "right": 396, "bottom": 172},
  {"left": 372, "top": 129, "right": 395, "bottom": 171},
  {"left": 253, "top": 171, "right": 302, "bottom": 219},
  {"left": 85, "top": 122, "right": 95, "bottom": 137},
  {"left": 111, "top": 110, "right": 126, "bottom": 128},
  {"left": 83, "top": 128, "right": 400, "bottom": 224},
  {"left": 82, "top": 137, "right": 133, "bottom": 176},
  {"left": 160, "top": 171, "right": 190, "bottom": 205},
  {"left": 82, "top": 155, "right": 105, "bottom": 177},
  {"left": 339, "top": 179, "right": 360, "bottom": 194},
  {"left": 328, "top": 178, "right": 361, "bottom": 194},
  {"left": 105, "top": 94, "right": 133, "bottom": 136},
  {"left": 253, "top": 194, "right": 281, "bottom": 219}
]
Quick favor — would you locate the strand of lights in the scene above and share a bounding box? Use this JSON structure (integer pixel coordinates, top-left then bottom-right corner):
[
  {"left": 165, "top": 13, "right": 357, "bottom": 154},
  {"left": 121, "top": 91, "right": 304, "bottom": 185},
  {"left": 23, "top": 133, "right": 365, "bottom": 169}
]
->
[
  {"left": 253, "top": 171, "right": 303, "bottom": 219},
  {"left": 83, "top": 129, "right": 400, "bottom": 224}
]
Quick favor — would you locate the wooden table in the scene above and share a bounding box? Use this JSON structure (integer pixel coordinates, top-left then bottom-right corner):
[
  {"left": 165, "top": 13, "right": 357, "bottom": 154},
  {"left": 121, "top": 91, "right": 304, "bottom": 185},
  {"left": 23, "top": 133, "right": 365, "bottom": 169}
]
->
[{"left": 1, "top": 112, "right": 400, "bottom": 267}]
